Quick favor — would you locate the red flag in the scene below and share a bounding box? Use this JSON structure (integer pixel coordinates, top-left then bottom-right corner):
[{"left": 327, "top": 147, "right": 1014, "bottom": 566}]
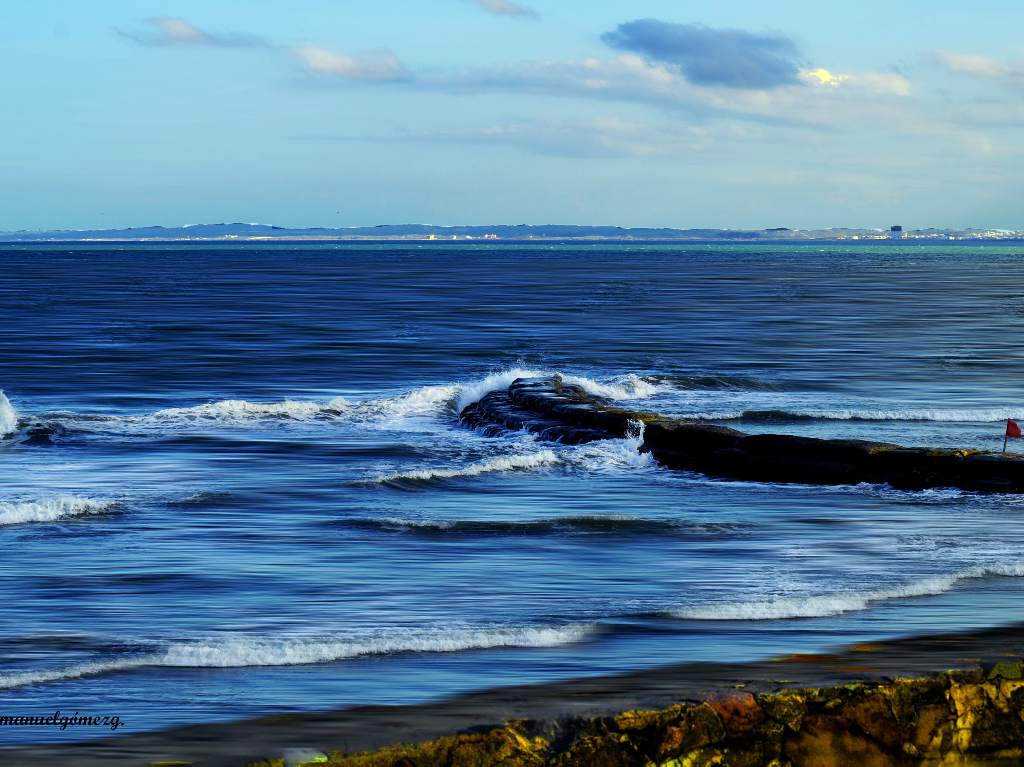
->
[{"left": 1008, "top": 419, "right": 1022, "bottom": 439}]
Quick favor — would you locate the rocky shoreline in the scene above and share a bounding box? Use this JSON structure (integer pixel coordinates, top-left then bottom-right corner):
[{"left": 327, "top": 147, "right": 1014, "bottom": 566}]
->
[
  {"left": 6, "top": 625, "right": 1024, "bottom": 766},
  {"left": 461, "top": 376, "right": 1024, "bottom": 492},
  {"left": 252, "top": 663, "right": 1024, "bottom": 766}
]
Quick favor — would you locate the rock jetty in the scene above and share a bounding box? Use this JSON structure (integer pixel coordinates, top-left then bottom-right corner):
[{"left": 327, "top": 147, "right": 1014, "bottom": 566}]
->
[{"left": 460, "top": 376, "right": 1024, "bottom": 492}]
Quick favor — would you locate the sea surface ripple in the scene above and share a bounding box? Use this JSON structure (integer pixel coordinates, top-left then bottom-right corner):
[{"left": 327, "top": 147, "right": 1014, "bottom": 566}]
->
[{"left": 2, "top": 241, "right": 1024, "bottom": 742}]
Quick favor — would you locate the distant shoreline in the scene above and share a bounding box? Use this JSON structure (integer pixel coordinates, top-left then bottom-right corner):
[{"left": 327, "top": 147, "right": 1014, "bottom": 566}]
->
[
  {"left": 2, "top": 222, "right": 1023, "bottom": 244},
  {"left": 4, "top": 236, "right": 1024, "bottom": 244}
]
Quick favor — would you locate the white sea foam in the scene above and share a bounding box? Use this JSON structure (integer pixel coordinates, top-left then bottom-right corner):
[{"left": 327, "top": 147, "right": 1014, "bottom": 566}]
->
[
  {"left": 150, "top": 397, "right": 350, "bottom": 421},
  {"left": 561, "top": 373, "right": 662, "bottom": 401},
  {"left": 851, "top": 484, "right": 965, "bottom": 503},
  {"left": 23, "top": 368, "right": 665, "bottom": 437},
  {"left": 0, "top": 496, "right": 117, "bottom": 526},
  {"left": 0, "top": 391, "right": 18, "bottom": 437},
  {"left": 454, "top": 368, "right": 662, "bottom": 412},
  {"left": 696, "top": 406, "right": 1024, "bottom": 423},
  {"left": 145, "top": 385, "right": 460, "bottom": 427},
  {"left": 676, "top": 563, "right": 1024, "bottom": 620},
  {"left": 372, "top": 384, "right": 459, "bottom": 418},
  {"left": 454, "top": 367, "right": 547, "bottom": 412},
  {"left": 804, "top": 407, "right": 1024, "bottom": 422},
  {"left": 565, "top": 421, "right": 652, "bottom": 472},
  {"left": 371, "top": 449, "right": 559, "bottom": 484},
  {"left": 0, "top": 625, "right": 593, "bottom": 690}
]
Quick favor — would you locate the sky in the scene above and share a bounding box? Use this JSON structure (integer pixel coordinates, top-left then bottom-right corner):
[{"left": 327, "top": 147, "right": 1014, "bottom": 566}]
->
[{"left": 3, "top": 1, "right": 1024, "bottom": 230}]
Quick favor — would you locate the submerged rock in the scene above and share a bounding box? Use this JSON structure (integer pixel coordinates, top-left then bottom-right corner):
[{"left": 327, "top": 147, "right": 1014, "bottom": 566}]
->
[{"left": 460, "top": 376, "right": 1024, "bottom": 493}]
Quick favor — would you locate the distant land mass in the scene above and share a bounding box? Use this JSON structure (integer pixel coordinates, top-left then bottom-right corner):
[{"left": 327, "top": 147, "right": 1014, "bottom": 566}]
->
[{"left": 0, "top": 223, "right": 1022, "bottom": 242}]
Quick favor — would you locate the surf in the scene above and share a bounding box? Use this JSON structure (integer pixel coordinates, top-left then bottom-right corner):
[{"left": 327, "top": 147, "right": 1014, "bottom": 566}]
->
[
  {"left": 0, "top": 496, "right": 117, "bottom": 526},
  {"left": 0, "top": 391, "right": 18, "bottom": 437},
  {"left": 675, "top": 564, "right": 1024, "bottom": 620},
  {"left": 0, "top": 624, "right": 595, "bottom": 690}
]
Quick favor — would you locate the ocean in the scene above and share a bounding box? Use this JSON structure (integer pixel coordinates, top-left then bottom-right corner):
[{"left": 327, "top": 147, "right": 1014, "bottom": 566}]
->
[{"left": 2, "top": 240, "right": 1024, "bottom": 743}]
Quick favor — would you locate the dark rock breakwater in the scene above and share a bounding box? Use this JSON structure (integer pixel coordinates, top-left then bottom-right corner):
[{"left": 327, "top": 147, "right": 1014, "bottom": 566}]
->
[{"left": 461, "top": 376, "right": 1024, "bottom": 492}]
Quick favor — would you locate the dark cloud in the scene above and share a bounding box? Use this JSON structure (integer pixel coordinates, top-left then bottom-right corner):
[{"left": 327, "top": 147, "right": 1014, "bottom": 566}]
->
[{"left": 602, "top": 19, "right": 802, "bottom": 90}]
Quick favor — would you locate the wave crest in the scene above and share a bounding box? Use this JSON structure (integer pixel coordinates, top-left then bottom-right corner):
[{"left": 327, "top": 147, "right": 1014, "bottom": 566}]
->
[
  {"left": 151, "top": 397, "right": 350, "bottom": 421},
  {"left": 676, "top": 563, "right": 1024, "bottom": 620},
  {"left": 0, "top": 624, "right": 594, "bottom": 690},
  {"left": 455, "top": 367, "right": 547, "bottom": 412},
  {"left": 369, "top": 450, "right": 558, "bottom": 485},
  {"left": 0, "top": 496, "right": 117, "bottom": 526},
  {"left": 0, "top": 391, "right": 18, "bottom": 437},
  {"left": 561, "top": 373, "right": 662, "bottom": 401},
  {"left": 455, "top": 368, "right": 662, "bottom": 411},
  {"left": 17, "top": 368, "right": 667, "bottom": 438}
]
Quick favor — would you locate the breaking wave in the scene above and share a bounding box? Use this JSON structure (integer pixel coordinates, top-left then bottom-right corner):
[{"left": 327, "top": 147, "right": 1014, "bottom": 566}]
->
[
  {"left": 29, "top": 385, "right": 455, "bottom": 435},
  {"left": 150, "top": 397, "right": 350, "bottom": 421},
  {"left": 147, "top": 385, "right": 460, "bottom": 425},
  {"left": 455, "top": 368, "right": 662, "bottom": 410},
  {"left": 675, "top": 563, "right": 1024, "bottom": 620},
  {"left": 0, "top": 496, "right": 117, "bottom": 526},
  {"left": 0, "top": 624, "right": 594, "bottom": 690},
  {"left": 560, "top": 373, "right": 663, "bottom": 401},
  {"left": 0, "top": 391, "right": 17, "bottom": 437},
  {"left": 368, "top": 450, "right": 559, "bottom": 485},
  {"left": 13, "top": 367, "right": 667, "bottom": 439},
  {"left": 367, "top": 424, "right": 650, "bottom": 487},
  {"left": 454, "top": 367, "right": 546, "bottom": 412},
  {"left": 563, "top": 422, "right": 651, "bottom": 471}
]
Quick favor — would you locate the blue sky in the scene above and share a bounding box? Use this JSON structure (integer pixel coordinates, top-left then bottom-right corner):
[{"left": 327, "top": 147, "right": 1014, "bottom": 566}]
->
[{"left": 3, "top": 1, "right": 1023, "bottom": 230}]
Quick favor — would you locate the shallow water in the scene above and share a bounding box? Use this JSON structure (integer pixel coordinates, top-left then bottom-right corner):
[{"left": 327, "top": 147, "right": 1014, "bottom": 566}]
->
[{"left": 2, "top": 241, "right": 1024, "bottom": 742}]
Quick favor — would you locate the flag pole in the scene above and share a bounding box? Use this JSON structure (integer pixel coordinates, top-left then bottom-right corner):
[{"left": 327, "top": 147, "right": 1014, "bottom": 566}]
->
[{"left": 1005, "top": 421, "right": 1010, "bottom": 454}]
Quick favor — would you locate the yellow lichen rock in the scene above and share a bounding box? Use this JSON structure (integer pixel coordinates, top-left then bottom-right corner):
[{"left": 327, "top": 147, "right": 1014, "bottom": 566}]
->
[{"left": 249, "top": 664, "right": 1024, "bottom": 767}]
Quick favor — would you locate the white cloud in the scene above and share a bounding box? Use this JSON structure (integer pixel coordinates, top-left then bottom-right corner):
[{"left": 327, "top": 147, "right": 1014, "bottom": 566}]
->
[
  {"left": 154, "top": 18, "right": 208, "bottom": 43},
  {"left": 802, "top": 68, "right": 910, "bottom": 96},
  {"left": 117, "top": 17, "right": 263, "bottom": 47},
  {"left": 934, "top": 51, "right": 1024, "bottom": 87},
  {"left": 469, "top": 0, "right": 538, "bottom": 18},
  {"left": 293, "top": 45, "right": 409, "bottom": 82},
  {"left": 852, "top": 72, "right": 911, "bottom": 97}
]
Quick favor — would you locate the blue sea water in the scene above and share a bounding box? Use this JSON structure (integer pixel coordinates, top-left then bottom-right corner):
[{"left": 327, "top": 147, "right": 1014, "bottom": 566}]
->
[{"left": 3, "top": 241, "right": 1024, "bottom": 743}]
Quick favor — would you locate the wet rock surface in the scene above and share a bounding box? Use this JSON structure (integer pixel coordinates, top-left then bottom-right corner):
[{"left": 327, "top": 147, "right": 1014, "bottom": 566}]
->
[{"left": 461, "top": 377, "right": 1024, "bottom": 492}]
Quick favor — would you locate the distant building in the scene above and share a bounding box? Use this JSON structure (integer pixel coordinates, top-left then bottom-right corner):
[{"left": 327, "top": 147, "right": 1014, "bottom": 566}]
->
[
  {"left": 890, "top": 225, "right": 904, "bottom": 240},
  {"left": 483, "top": 233, "right": 499, "bottom": 240}
]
